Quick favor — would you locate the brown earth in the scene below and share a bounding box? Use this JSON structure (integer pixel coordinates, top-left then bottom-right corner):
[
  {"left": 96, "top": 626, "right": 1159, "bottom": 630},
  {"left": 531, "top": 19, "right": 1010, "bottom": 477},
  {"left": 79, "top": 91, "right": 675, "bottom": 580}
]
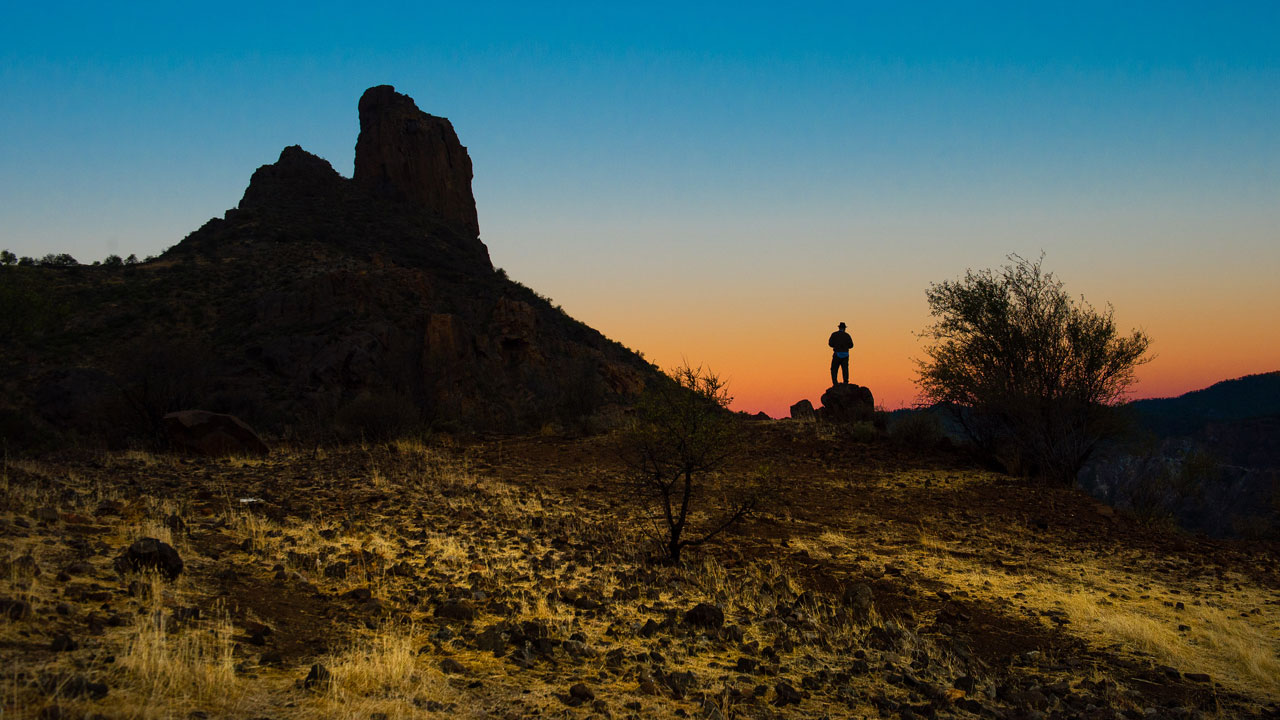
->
[{"left": 3, "top": 422, "right": 1278, "bottom": 719}]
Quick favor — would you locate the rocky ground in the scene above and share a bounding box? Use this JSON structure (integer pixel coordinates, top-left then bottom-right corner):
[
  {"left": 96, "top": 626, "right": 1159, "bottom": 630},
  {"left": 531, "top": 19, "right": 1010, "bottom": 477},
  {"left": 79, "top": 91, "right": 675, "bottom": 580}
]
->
[{"left": 3, "top": 422, "right": 1278, "bottom": 719}]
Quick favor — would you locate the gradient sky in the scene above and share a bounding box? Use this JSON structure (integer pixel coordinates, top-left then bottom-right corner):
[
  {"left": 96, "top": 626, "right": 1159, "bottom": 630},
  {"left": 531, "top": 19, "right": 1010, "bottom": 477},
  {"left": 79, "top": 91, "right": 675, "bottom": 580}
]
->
[{"left": 2, "top": 2, "right": 1277, "bottom": 416}]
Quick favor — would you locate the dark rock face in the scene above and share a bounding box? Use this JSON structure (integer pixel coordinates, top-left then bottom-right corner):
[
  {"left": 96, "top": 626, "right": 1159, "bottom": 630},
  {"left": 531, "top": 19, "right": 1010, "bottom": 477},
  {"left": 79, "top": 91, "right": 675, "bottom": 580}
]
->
[
  {"left": 163, "top": 410, "right": 269, "bottom": 457},
  {"left": 114, "top": 538, "right": 184, "bottom": 580},
  {"left": 238, "top": 145, "right": 346, "bottom": 214},
  {"left": 355, "top": 85, "right": 480, "bottom": 238},
  {"left": 3, "top": 85, "right": 660, "bottom": 441},
  {"left": 819, "top": 384, "right": 875, "bottom": 423}
]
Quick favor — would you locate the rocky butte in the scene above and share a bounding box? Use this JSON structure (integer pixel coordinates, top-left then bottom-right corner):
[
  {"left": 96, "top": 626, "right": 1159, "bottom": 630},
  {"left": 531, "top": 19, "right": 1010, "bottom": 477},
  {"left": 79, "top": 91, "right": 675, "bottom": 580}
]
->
[{"left": 4, "top": 85, "right": 659, "bottom": 444}]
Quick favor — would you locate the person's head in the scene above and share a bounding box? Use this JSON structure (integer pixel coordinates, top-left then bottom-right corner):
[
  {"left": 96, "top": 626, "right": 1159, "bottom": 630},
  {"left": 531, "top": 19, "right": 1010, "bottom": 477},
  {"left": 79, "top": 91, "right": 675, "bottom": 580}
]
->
[{"left": 838, "top": 322, "right": 847, "bottom": 330}]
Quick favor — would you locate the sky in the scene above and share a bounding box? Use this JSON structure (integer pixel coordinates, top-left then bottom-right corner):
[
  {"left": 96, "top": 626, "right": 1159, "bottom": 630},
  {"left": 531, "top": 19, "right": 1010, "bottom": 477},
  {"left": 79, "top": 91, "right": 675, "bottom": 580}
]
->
[{"left": 1, "top": 2, "right": 1277, "bottom": 416}]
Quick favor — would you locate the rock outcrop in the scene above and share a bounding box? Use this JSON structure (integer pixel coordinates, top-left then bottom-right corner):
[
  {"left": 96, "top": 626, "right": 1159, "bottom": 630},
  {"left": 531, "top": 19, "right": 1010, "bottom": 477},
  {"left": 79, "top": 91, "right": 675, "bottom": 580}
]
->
[
  {"left": 354, "top": 85, "right": 480, "bottom": 238},
  {"left": 789, "top": 399, "right": 816, "bottom": 421},
  {"left": 163, "top": 410, "right": 269, "bottom": 457},
  {"left": 4, "top": 85, "right": 659, "bottom": 442},
  {"left": 238, "top": 145, "right": 346, "bottom": 214},
  {"left": 819, "top": 384, "right": 875, "bottom": 424}
]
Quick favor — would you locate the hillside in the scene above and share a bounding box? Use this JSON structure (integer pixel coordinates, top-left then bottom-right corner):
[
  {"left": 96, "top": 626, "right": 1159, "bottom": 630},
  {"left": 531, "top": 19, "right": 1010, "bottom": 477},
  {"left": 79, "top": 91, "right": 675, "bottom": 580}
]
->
[
  {"left": 1130, "top": 372, "right": 1280, "bottom": 439},
  {"left": 0, "top": 86, "right": 660, "bottom": 446},
  {"left": 3, "top": 425, "right": 1277, "bottom": 718}
]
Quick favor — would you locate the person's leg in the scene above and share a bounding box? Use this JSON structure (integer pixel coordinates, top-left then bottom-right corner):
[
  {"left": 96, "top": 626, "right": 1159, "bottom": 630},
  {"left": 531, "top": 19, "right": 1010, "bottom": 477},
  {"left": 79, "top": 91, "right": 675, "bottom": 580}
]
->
[
  {"left": 840, "top": 357, "right": 850, "bottom": 384},
  {"left": 830, "top": 356, "right": 839, "bottom": 386}
]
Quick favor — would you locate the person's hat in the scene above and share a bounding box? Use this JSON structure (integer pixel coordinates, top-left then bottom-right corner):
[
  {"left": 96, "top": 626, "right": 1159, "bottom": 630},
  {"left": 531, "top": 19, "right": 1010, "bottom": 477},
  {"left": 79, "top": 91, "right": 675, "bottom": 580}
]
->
[{"left": 838, "top": 322, "right": 847, "bottom": 329}]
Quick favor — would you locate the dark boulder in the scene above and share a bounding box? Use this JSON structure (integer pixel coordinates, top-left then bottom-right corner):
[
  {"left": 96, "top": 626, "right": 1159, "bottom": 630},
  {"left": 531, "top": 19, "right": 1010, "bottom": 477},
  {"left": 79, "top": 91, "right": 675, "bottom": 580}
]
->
[
  {"left": 818, "top": 384, "right": 875, "bottom": 424},
  {"left": 841, "top": 583, "right": 875, "bottom": 621},
  {"left": 789, "top": 399, "right": 816, "bottom": 421},
  {"left": 304, "top": 663, "right": 331, "bottom": 690},
  {"left": 684, "top": 602, "right": 725, "bottom": 629},
  {"left": 113, "top": 538, "right": 184, "bottom": 580},
  {"left": 163, "top": 410, "right": 269, "bottom": 457}
]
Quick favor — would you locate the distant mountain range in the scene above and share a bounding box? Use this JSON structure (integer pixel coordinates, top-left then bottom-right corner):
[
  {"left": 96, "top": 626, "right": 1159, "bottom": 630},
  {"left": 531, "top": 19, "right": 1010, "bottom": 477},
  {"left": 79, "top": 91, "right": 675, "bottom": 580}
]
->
[{"left": 1129, "top": 371, "right": 1280, "bottom": 439}]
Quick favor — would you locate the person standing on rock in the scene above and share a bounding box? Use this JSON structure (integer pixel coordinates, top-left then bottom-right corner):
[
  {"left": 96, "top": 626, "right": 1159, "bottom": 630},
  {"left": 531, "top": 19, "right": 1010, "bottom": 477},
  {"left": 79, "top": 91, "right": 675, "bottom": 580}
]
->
[{"left": 828, "top": 322, "right": 854, "bottom": 385}]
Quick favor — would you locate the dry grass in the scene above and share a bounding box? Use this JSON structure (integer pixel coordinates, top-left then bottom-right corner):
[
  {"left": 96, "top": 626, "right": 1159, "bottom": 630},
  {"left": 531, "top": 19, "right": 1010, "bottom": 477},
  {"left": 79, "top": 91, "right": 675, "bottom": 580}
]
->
[
  {"left": 812, "top": 520, "right": 1280, "bottom": 702},
  {"left": 3, "top": 439, "right": 1277, "bottom": 718}
]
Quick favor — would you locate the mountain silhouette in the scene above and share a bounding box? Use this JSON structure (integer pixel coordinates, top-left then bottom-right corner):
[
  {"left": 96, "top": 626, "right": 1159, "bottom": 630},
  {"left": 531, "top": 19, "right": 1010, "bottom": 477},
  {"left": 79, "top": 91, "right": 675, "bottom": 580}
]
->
[
  {"left": 1129, "top": 371, "right": 1280, "bottom": 438},
  {"left": 1, "top": 85, "right": 659, "bottom": 445}
]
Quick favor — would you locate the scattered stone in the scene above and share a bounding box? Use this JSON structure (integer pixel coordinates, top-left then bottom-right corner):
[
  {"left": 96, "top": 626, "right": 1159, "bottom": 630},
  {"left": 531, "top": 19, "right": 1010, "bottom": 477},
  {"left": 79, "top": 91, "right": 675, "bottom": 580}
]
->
[
  {"left": 323, "top": 562, "right": 347, "bottom": 579},
  {"left": 476, "top": 625, "right": 506, "bottom": 656},
  {"left": 684, "top": 602, "right": 724, "bottom": 629},
  {"left": 0, "top": 597, "right": 31, "bottom": 620},
  {"left": 842, "top": 583, "right": 874, "bottom": 620},
  {"left": 1184, "top": 673, "right": 1211, "bottom": 683},
  {"left": 436, "top": 598, "right": 477, "bottom": 622},
  {"left": 569, "top": 683, "right": 595, "bottom": 703},
  {"left": 342, "top": 587, "right": 373, "bottom": 602},
  {"left": 789, "top": 399, "right": 816, "bottom": 421},
  {"left": 303, "top": 663, "right": 331, "bottom": 690},
  {"left": 774, "top": 681, "right": 803, "bottom": 706},
  {"left": 50, "top": 634, "right": 78, "bottom": 652},
  {"left": 440, "top": 658, "right": 466, "bottom": 675},
  {"left": 113, "top": 538, "right": 184, "bottom": 579},
  {"left": 33, "top": 507, "right": 60, "bottom": 524}
]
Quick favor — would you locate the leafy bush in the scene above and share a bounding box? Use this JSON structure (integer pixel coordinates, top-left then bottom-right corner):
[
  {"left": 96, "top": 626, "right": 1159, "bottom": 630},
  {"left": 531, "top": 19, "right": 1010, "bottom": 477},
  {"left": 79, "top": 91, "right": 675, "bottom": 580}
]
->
[{"left": 916, "top": 254, "right": 1151, "bottom": 484}]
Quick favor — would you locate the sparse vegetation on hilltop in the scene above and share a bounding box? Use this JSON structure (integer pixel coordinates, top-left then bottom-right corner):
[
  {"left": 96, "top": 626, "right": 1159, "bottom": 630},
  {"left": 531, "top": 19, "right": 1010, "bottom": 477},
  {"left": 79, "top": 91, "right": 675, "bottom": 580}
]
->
[{"left": 917, "top": 254, "right": 1151, "bottom": 484}]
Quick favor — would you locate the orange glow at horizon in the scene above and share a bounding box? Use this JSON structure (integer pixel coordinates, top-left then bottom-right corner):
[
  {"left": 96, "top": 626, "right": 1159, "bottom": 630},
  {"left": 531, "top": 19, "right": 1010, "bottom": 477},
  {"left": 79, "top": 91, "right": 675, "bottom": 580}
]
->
[{"left": 590, "top": 287, "right": 1280, "bottom": 420}]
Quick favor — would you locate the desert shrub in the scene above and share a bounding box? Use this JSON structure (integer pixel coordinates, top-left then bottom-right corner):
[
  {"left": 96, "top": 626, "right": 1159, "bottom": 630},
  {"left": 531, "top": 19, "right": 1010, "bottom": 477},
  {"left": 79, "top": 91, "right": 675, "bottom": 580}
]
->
[
  {"left": 845, "top": 421, "right": 878, "bottom": 444},
  {"left": 888, "top": 410, "right": 945, "bottom": 450},
  {"left": 916, "top": 254, "right": 1150, "bottom": 484},
  {"left": 618, "top": 364, "right": 775, "bottom": 561},
  {"left": 335, "top": 390, "right": 421, "bottom": 441},
  {"left": 38, "top": 252, "right": 78, "bottom": 267}
]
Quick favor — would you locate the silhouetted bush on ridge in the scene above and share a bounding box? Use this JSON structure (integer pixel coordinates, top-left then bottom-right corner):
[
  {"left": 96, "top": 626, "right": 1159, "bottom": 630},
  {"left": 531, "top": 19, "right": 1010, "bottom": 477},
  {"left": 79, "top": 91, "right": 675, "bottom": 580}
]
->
[{"left": 916, "top": 254, "right": 1151, "bottom": 484}]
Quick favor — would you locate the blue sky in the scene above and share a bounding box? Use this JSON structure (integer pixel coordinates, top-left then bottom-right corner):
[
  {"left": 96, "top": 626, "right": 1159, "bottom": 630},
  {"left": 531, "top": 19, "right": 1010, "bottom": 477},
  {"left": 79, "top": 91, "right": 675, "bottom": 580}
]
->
[{"left": 2, "top": 2, "right": 1277, "bottom": 411}]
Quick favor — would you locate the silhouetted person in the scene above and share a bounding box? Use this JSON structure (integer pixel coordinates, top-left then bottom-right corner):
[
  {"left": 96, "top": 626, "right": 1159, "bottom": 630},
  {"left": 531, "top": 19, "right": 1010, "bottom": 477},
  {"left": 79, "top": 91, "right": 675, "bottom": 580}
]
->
[{"left": 828, "top": 322, "right": 853, "bottom": 385}]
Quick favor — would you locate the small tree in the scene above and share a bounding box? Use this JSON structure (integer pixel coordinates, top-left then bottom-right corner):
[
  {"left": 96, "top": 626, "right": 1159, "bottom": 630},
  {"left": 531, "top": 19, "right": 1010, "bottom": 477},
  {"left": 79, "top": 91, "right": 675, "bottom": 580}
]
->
[
  {"left": 620, "top": 364, "right": 769, "bottom": 561},
  {"left": 916, "top": 254, "right": 1151, "bottom": 484},
  {"left": 38, "top": 253, "right": 78, "bottom": 267},
  {"left": 0, "top": 250, "right": 15, "bottom": 266}
]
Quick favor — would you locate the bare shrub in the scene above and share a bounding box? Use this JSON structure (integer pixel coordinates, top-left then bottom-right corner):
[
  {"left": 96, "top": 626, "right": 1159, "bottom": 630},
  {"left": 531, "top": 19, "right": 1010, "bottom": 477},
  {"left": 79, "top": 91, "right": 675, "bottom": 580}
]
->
[{"left": 618, "top": 364, "right": 776, "bottom": 561}]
